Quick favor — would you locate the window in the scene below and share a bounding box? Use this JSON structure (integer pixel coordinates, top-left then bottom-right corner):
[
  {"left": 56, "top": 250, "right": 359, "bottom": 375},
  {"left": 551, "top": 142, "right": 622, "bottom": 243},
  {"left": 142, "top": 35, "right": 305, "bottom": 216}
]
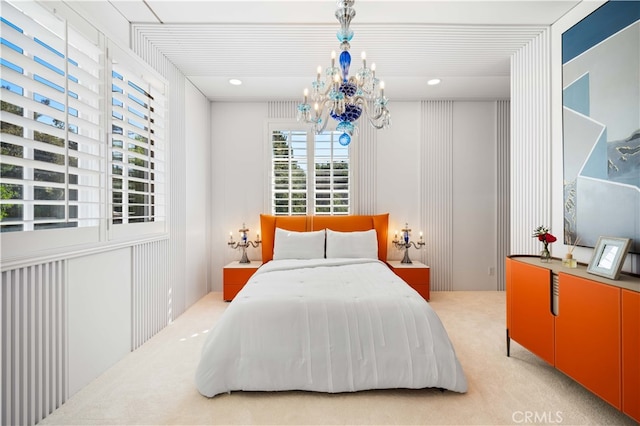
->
[
  {"left": 0, "top": 2, "right": 167, "bottom": 252},
  {"left": 1, "top": 3, "right": 101, "bottom": 232},
  {"left": 270, "top": 128, "right": 350, "bottom": 216}
]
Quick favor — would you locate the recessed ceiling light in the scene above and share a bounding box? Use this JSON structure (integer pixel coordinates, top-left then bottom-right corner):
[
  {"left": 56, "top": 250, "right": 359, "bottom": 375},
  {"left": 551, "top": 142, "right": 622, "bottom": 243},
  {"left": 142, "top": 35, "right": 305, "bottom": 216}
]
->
[
  {"left": 229, "top": 79, "right": 242, "bottom": 86},
  {"left": 427, "top": 78, "right": 441, "bottom": 86}
]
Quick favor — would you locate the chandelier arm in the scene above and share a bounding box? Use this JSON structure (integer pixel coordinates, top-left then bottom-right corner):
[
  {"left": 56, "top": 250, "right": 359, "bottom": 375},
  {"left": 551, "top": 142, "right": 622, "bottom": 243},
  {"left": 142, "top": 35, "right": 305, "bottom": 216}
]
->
[
  {"left": 352, "top": 96, "right": 387, "bottom": 122},
  {"left": 313, "top": 98, "right": 333, "bottom": 133},
  {"left": 366, "top": 119, "right": 388, "bottom": 130},
  {"left": 360, "top": 100, "right": 389, "bottom": 124}
]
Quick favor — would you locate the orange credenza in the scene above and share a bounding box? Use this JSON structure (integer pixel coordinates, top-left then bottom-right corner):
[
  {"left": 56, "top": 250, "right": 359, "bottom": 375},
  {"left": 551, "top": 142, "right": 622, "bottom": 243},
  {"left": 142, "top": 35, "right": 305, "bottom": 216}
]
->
[{"left": 506, "top": 256, "right": 640, "bottom": 423}]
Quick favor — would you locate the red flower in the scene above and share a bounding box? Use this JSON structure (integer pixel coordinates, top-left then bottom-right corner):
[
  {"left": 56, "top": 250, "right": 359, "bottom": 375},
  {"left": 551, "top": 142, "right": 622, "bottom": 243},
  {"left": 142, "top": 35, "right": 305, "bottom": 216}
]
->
[{"left": 532, "top": 226, "right": 556, "bottom": 244}]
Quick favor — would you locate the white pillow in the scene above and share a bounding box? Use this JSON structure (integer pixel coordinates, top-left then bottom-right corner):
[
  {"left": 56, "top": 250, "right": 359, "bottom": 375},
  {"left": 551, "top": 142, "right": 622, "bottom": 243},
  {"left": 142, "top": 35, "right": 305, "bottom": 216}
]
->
[
  {"left": 325, "top": 228, "right": 378, "bottom": 259},
  {"left": 273, "top": 228, "right": 325, "bottom": 260}
]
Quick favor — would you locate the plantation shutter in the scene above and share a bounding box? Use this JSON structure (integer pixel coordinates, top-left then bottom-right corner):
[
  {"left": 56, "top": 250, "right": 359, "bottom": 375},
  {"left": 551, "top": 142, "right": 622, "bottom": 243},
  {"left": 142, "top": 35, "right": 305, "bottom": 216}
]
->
[
  {"left": 0, "top": 2, "right": 101, "bottom": 232},
  {"left": 271, "top": 129, "right": 308, "bottom": 216},
  {"left": 270, "top": 127, "right": 350, "bottom": 216},
  {"left": 109, "top": 60, "right": 166, "bottom": 226},
  {"left": 314, "top": 131, "right": 350, "bottom": 215}
]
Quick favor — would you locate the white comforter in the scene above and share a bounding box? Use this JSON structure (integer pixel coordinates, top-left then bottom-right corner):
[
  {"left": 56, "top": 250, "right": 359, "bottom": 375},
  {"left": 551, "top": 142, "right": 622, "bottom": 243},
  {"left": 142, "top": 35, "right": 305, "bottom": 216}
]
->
[{"left": 195, "top": 258, "right": 467, "bottom": 397}]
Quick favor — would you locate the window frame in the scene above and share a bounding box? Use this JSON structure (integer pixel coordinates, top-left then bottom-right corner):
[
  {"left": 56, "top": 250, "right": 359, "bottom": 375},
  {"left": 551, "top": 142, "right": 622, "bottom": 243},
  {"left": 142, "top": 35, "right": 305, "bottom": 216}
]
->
[{"left": 106, "top": 41, "right": 167, "bottom": 239}]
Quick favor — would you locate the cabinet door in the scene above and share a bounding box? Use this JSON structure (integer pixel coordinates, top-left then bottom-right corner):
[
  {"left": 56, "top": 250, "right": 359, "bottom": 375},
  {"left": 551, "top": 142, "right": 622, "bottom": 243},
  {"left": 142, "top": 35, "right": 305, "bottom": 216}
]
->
[
  {"left": 556, "top": 273, "right": 621, "bottom": 409},
  {"left": 508, "top": 259, "right": 555, "bottom": 365},
  {"left": 622, "top": 289, "right": 640, "bottom": 422}
]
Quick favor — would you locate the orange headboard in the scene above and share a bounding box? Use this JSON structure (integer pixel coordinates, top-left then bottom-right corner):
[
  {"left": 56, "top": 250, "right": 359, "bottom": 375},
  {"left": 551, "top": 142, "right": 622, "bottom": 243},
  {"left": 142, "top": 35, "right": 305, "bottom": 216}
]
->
[{"left": 260, "top": 213, "right": 389, "bottom": 263}]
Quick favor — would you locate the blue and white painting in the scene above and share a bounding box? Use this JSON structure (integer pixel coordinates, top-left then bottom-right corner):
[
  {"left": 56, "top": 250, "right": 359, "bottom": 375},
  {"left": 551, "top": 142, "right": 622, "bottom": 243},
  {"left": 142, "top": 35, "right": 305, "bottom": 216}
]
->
[{"left": 562, "top": 0, "right": 640, "bottom": 254}]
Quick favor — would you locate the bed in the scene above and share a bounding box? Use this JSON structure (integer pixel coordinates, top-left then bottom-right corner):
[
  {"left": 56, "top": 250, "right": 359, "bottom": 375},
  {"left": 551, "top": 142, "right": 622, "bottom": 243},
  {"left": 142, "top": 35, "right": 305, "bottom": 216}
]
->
[{"left": 195, "top": 214, "right": 467, "bottom": 397}]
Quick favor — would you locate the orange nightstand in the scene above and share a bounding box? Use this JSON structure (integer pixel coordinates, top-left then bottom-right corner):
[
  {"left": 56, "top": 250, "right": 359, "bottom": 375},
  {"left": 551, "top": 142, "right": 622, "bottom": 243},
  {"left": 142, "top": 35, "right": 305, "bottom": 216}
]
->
[
  {"left": 387, "top": 260, "right": 430, "bottom": 301},
  {"left": 223, "top": 261, "right": 260, "bottom": 301}
]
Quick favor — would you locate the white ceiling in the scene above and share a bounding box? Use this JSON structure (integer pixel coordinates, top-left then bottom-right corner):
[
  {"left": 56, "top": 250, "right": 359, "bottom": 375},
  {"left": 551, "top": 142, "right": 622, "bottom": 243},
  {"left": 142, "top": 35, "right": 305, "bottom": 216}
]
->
[{"left": 76, "top": 0, "right": 583, "bottom": 101}]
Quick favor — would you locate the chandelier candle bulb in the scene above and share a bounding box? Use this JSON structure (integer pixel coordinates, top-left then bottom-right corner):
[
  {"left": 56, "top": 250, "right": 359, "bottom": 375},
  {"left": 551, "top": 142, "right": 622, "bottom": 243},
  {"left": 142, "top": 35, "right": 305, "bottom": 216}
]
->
[
  {"left": 361, "top": 51, "right": 366, "bottom": 68},
  {"left": 380, "top": 81, "right": 385, "bottom": 97}
]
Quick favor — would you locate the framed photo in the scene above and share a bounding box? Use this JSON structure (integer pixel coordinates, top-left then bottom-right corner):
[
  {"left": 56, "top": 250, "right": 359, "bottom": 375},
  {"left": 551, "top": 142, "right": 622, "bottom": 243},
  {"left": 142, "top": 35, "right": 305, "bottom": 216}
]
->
[{"left": 587, "top": 237, "right": 631, "bottom": 280}]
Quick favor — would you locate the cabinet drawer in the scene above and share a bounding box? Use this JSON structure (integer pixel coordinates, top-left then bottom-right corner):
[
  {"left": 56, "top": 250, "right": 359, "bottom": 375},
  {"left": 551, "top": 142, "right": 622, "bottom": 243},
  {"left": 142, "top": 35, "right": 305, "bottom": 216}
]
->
[
  {"left": 393, "top": 268, "right": 429, "bottom": 286},
  {"left": 223, "top": 267, "right": 257, "bottom": 286}
]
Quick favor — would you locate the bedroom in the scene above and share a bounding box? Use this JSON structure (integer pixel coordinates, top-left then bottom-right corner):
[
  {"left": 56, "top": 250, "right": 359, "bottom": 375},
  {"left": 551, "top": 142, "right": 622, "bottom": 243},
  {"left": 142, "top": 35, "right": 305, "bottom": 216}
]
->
[{"left": 1, "top": 0, "right": 639, "bottom": 425}]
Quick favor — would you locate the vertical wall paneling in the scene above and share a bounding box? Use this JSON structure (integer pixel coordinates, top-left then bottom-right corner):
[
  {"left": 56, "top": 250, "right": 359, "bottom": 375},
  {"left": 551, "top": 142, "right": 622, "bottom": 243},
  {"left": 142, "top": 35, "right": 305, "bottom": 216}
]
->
[
  {"left": 497, "top": 100, "right": 511, "bottom": 291},
  {"left": 131, "top": 240, "right": 170, "bottom": 350},
  {"left": 267, "top": 101, "right": 298, "bottom": 120},
  {"left": 352, "top": 117, "right": 378, "bottom": 215},
  {"left": 131, "top": 28, "right": 187, "bottom": 320},
  {"left": 1, "top": 262, "right": 67, "bottom": 426},
  {"left": 421, "top": 101, "right": 454, "bottom": 291},
  {"left": 510, "top": 30, "right": 552, "bottom": 256}
]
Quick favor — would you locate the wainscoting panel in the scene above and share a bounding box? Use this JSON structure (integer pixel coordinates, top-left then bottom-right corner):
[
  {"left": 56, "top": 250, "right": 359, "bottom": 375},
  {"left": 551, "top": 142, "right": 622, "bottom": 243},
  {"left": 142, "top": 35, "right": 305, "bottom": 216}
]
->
[
  {"left": 510, "top": 29, "right": 552, "bottom": 256},
  {"left": 1, "top": 261, "right": 67, "bottom": 426},
  {"left": 421, "top": 101, "right": 454, "bottom": 291},
  {"left": 131, "top": 240, "right": 171, "bottom": 350}
]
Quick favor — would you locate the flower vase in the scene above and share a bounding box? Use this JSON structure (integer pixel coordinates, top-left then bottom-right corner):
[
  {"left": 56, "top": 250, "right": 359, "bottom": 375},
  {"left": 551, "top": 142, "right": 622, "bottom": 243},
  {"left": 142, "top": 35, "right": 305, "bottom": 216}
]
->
[{"left": 540, "top": 244, "right": 551, "bottom": 263}]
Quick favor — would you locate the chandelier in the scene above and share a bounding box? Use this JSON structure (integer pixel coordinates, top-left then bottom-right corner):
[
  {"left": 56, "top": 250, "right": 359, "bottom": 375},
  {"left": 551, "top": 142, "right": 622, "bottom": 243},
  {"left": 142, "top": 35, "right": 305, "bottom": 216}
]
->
[{"left": 296, "top": 0, "right": 391, "bottom": 146}]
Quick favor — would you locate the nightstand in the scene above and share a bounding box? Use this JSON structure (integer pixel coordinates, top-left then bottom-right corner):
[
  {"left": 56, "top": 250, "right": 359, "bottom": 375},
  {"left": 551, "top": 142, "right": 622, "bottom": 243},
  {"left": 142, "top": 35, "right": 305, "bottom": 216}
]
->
[
  {"left": 387, "top": 260, "right": 431, "bottom": 301},
  {"left": 223, "top": 261, "right": 260, "bottom": 301}
]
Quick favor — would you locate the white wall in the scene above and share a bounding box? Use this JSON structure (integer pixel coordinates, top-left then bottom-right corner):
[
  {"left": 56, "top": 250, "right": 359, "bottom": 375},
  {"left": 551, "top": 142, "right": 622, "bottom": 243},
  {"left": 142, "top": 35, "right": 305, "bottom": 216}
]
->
[
  {"left": 452, "top": 102, "right": 497, "bottom": 290},
  {"left": 376, "top": 102, "right": 422, "bottom": 238},
  {"left": 209, "top": 100, "right": 504, "bottom": 291},
  {"left": 68, "top": 249, "right": 131, "bottom": 395},
  {"left": 210, "top": 103, "right": 268, "bottom": 291},
  {"left": 185, "top": 80, "right": 212, "bottom": 303}
]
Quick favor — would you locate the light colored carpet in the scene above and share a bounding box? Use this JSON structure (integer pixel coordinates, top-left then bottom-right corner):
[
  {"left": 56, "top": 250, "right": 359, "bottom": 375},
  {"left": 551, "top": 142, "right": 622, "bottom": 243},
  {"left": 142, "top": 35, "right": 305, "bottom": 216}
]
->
[{"left": 40, "top": 291, "right": 636, "bottom": 425}]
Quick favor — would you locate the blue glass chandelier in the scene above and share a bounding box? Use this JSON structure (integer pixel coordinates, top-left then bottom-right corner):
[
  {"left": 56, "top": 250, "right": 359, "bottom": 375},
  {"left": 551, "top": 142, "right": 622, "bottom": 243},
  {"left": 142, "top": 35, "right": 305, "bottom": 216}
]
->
[{"left": 296, "top": 0, "right": 391, "bottom": 146}]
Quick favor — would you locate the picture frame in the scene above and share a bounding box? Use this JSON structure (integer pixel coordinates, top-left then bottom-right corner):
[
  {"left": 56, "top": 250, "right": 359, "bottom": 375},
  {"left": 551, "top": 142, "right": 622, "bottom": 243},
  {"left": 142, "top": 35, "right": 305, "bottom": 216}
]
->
[{"left": 586, "top": 237, "right": 631, "bottom": 280}]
